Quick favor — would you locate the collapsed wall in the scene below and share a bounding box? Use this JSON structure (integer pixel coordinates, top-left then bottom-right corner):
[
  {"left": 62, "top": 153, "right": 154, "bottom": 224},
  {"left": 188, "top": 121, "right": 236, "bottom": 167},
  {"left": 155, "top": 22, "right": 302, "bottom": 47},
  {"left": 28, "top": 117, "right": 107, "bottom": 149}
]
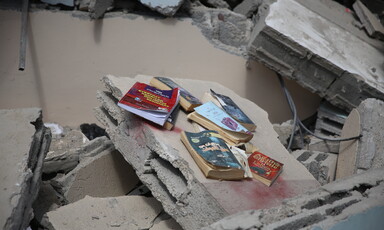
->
[
  {"left": 0, "top": 108, "right": 51, "bottom": 230},
  {"left": 94, "top": 74, "right": 319, "bottom": 230},
  {"left": 247, "top": 0, "right": 384, "bottom": 112}
]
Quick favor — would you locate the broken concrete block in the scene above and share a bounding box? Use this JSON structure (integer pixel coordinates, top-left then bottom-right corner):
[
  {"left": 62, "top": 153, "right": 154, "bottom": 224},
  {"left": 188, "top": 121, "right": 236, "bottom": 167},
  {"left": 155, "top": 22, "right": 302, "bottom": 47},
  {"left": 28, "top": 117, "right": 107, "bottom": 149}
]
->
[
  {"left": 353, "top": 0, "right": 384, "bottom": 40},
  {"left": 337, "top": 98, "right": 384, "bottom": 179},
  {"left": 191, "top": 6, "right": 253, "bottom": 56},
  {"left": 203, "top": 167, "right": 384, "bottom": 230},
  {"left": 292, "top": 150, "right": 337, "bottom": 185},
  {"left": 47, "top": 195, "right": 163, "bottom": 229},
  {"left": 247, "top": 0, "right": 384, "bottom": 112},
  {"left": 94, "top": 74, "right": 319, "bottom": 230},
  {"left": 315, "top": 101, "right": 348, "bottom": 136},
  {"left": 52, "top": 143, "right": 139, "bottom": 203},
  {"left": 273, "top": 119, "right": 295, "bottom": 147},
  {"left": 138, "top": 0, "right": 184, "bottom": 16},
  {"left": 0, "top": 108, "right": 51, "bottom": 230},
  {"left": 89, "top": 0, "right": 114, "bottom": 19},
  {"left": 43, "top": 135, "right": 112, "bottom": 174},
  {"left": 233, "top": 0, "right": 263, "bottom": 18},
  {"left": 308, "top": 137, "right": 339, "bottom": 154}
]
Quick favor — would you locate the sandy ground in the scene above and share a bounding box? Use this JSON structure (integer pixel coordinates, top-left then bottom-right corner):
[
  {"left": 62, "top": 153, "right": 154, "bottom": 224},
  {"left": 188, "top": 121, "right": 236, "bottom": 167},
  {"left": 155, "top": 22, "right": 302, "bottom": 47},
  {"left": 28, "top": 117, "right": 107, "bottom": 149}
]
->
[{"left": 0, "top": 9, "right": 320, "bottom": 127}]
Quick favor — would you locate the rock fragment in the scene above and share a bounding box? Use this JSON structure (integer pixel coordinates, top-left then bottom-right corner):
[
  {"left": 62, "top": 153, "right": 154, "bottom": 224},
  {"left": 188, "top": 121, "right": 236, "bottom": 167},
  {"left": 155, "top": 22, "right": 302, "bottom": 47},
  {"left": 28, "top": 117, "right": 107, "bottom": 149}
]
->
[
  {"left": 138, "top": 0, "right": 185, "bottom": 16},
  {"left": 0, "top": 108, "right": 51, "bottom": 230}
]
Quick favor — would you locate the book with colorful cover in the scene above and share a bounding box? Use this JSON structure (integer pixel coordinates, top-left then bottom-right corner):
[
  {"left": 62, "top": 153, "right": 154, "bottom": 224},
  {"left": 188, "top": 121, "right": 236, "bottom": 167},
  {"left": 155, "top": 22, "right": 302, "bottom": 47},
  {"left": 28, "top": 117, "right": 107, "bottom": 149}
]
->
[
  {"left": 117, "top": 82, "right": 180, "bottom": 126},
  {"left": 150, "top": 77, "right": 202, "bottom": 112},
  {"left": 208, "top": 89, "right": 256, "bottom": 131},
  {"left": 180, "top": 130, "right": 245, "bottom": 180},
  {"left": 187, "top": 101, "right": 253, "bottom": 144},
  {"left": 248, "top": 151, "right": 284, "bottom": 186}
]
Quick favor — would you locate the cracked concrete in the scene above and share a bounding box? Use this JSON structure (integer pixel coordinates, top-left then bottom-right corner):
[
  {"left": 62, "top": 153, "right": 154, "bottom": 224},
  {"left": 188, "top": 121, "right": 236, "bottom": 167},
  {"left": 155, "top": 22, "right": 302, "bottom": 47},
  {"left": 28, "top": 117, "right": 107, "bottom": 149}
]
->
[
  {"left": 94, "top": 74, "right": 319, "bottom": 230},
  {"left": 0, "top": 108, "right": 51, "bottom": 230},
  {"left": 203, "top": 167, "right": 384, "bottom": 230}
]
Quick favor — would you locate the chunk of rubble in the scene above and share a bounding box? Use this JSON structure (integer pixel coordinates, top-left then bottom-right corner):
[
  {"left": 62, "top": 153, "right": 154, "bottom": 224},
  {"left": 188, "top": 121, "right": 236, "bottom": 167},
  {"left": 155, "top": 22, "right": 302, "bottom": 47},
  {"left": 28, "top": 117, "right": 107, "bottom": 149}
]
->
[
  {"left": 292, "top": 150, "right": 337, "bottom": 185},
  {"left": 337, "top": 98, "right": 384, "bottom": 179},
  {"left": 51, "top": 137, "right": 139, "bottom": 203},
  {"left": 353, "top": 0, "right": 384, "bottom": 40},
  {"left": 46, "top": 195, "right": 163, "bottom": 229},
  {"left": 94, "top": 74, "right": 319, "bottom": 230},
  {"left": 315, "top": 101, "right": 348, "bottom": 137},
  {"left": 138, "top": 0, "right": 184, "bottom": 16},
  {"left": 308, "top": 137, "right": 339, "bottom": 154},
  {"left": 41, "top": 0, "right": 74, "bottom": 7},
  {"left": 43, "top": 135, "right": 112, "bottom": 174},
  {"left": 247, "top": 0, "right": 384, "bottom": 111},
  {"left": 203, "top": 167, "right": 384, "bottom": 230},
  {"left": 0, "top": 108, "right": 51, "bottom": 230}
]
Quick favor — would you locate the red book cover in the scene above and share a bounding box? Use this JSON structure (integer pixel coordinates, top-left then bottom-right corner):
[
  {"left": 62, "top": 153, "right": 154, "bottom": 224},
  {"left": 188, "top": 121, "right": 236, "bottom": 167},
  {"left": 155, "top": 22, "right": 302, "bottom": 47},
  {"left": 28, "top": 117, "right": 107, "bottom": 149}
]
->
[
  {"left": 119, "top": 82, "right": 179, "bottom": 113},
  {"left": 248, "top": 151, "right": 283, "bottom": 186}
]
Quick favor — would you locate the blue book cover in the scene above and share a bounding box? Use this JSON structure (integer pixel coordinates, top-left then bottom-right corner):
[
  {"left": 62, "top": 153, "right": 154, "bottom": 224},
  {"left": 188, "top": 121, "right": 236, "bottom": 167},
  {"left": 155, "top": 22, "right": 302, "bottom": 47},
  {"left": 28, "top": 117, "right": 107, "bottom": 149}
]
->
[
  {"left": 194, "top": 101, "right": 249, "bottom": 133},
  {"left": 184, "top": 130, "right": 243, "bottom": 169}
]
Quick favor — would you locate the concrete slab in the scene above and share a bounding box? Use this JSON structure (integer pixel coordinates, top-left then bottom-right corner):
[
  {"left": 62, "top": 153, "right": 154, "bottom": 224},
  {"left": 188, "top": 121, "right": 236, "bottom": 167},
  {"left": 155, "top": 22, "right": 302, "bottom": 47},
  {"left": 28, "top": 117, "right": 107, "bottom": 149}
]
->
[
  {"left": 47, "top": 195, "right": 163, "bottom": 229},
  {"left": 95, "top": 74, "right": 319, "bottom": 230},
  {"left": 203, "top": 167, "right": 384, "bottom": 230},
  {"left": 353, "top": 0, "right": 384, "bottom": 40},
  {"left": 0, "top": 108, "right": 51, "bottom": 230},
  {"left": 292, "top": 150, "right": 338, "bottom": 185},
  {"left": 247, "top": 0, "right": 384, "bottom": 111},
  {"left": 53, "top": 143, "right": 139, "bottom": 203}
]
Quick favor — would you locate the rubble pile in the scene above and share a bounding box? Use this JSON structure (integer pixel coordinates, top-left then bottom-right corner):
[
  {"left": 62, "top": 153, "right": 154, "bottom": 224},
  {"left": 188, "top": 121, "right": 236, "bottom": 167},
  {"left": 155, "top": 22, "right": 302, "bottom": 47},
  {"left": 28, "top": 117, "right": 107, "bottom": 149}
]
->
[{"left": 0, "top": 108, "right": 51, "bottom": 230}]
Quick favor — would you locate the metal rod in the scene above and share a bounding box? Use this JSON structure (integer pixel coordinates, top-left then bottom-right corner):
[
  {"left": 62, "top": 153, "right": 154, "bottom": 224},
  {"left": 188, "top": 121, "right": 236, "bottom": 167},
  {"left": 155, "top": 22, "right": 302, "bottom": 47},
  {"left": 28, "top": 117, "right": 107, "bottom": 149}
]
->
[{"left": 18, "top": 0, "right": 29, "bottom": 71}]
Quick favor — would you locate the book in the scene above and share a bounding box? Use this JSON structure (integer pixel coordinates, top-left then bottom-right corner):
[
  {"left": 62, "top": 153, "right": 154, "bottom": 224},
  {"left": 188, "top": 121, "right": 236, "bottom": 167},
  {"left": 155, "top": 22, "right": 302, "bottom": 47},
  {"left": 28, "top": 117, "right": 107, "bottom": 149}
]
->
[
  {"left": 163, "top": 104, "right": 180, "bottom": 131},
  {"left": 117, "top": 82, "right": 180, "bottom": 126},
  {"left": 150, "top": 77, "right": 202, "bottom": 112},
  {"left": 248, "top": 151, "right": 284, "bottom": 186},
  {"left": 202, "top": 89, "right": 256, "bottom": 131},
  {"left": 187, "top": 101, "right": 253, "bottom": 145},
  {"left": 180, "top": 130, "right": 245, "bottom": 180}
]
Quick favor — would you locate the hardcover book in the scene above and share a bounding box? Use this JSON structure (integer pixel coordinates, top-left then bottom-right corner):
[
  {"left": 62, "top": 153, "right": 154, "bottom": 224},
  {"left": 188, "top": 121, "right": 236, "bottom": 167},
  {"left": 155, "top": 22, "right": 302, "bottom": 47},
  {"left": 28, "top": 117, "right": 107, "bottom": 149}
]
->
[
  {"left": 181, "top": 130, "right": 245, "bottom": 180},
  {"left": 150, "top": 77, "right": 202, "bottom": 112},
  {"left": 187, "top": 102, "right": 253, "bottom": 144},
  {"left": 202, "top": 90, "right": 256, "bottom": 131},
  {"left": 117, "top": 82, "right": 180, "bottom": 126},
  {"left": 248, "top": 151, "right": 284, "bottom": 186}
]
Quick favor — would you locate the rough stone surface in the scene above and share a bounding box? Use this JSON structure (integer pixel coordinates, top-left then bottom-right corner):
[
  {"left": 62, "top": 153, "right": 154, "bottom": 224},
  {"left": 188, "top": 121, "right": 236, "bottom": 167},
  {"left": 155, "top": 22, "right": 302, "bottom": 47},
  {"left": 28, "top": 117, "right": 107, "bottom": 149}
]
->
[
  {"left": 353, "top": 0, "right": 384, "bottom": 40},
  {"left": 273, "top": 120, "right": 295, "bottom": 147},
  {"left": 233, "top": 0, "right": 263, "bottom": 18},
  {"left": 308, "top": 137, "right": 339, "bottom": 154},
  {"left": 191, "top": 6, "right": 253, "bottom": 56},
  {"left": 247, "top": 0, "right": 384, "bottom": 112},
  {"left": 52, "top": 139, "right": 139, "bottom": 203},
  {"left": 337, "top": 98, "right": 384, "bottom": 179},
  {"left": 94, "top": 74, "right": 319, "bottom": 230},
  {"left": 203, "top": 167, "right": 384, "bottom": 230},
  {"left": 0, "top": 108, "right": 51, "bottom": 230},
  {"left": 43, "top": 135, "right": 112, "bottom": 174},
  {"left": 315, "top": 101, "right": 348, "bottom": 136},
  {"left": 292, "top": 150, "right": 337, "bottom": 185},
  {"left": 89, "top": 0, "right": 114, "bottom": 19},
  {"left": 47, "top": 195, "right": 163, "bottom": 229},
  {"left": 138, "top": 0, "right": 184, "bottom": 16},
  {"left": 200, "top": 0, "right": 230, "bottom": 9}
]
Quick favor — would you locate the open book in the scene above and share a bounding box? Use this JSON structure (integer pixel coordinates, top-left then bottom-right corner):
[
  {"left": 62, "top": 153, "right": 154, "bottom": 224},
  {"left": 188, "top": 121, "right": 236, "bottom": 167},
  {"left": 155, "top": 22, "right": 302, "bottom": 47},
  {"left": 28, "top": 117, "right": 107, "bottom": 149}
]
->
[
  {"left": 118, "top": 82, "right": 180, "bottom": 126},
  {"left": 181, "top": 130, "right": 245, "bottom": 180}
]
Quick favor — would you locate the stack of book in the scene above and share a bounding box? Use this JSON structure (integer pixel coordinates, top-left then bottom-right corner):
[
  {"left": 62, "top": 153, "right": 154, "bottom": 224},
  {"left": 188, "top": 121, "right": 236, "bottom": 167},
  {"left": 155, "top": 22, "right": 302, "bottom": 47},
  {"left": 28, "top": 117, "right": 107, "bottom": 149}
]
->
[{"left": 118, "top": 77, "right": 284, "bottom": 186}]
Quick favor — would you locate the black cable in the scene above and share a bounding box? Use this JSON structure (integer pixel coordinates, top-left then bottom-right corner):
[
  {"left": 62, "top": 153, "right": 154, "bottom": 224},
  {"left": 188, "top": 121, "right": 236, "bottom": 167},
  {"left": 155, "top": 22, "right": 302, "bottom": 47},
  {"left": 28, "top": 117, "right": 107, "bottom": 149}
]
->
[{"left": 277, "top": 74, "right": 362, "bottom": 150}]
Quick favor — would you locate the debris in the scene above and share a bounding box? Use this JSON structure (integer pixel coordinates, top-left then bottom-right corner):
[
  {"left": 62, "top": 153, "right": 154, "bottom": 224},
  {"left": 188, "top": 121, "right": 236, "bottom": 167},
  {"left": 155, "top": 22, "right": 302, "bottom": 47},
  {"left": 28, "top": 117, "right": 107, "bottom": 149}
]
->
[
  {"left": 137, "top": 0, "right": 185, "bottom": 16},
  {"left": 89, "top": 0, "right": 114, "bottom": 19},
  {"left": 315, "top": 101, "right": 348, "bottom": 136},
  {"left": 353, "top": 0, "right": 384, "bottom": 40},
  {"left": 247, "top": 0, "right": 384, "bottom": 111},
  {"left": 292, "top": 150, "right": 337, "bottom": 185},
  {"left": 233, "top": 0, "right": 263, "bottom": 18},
  {"left": 273, "top": 120, "right": 295, "bottom": 147},
  {"left": 0, "top": 108, "right": 51, "bottom": 230},
  {"left": 80, "top": 123, "right": 108, "bottom": 140},
  {"left": 46, "top": 195, "right": 163, "bottom": 229},
  {"left": 337, "top": 98, "right": 384, "bottom": 179},
  {"left": 203, "top": 167, "right": 384, "bottom": 230},
  {"left": 200, "top": 0, "right": 230, "bottom": 9},
  {"left": 51, "top": 137, "right": 139, "bottom": 203},
  {"left": 94, "top": 74, "right": 319, "bottom": 230},
  {"left": 308, "top": 137, "right": 340, "bottom": 154},
  {"left": 41, "top": 0, "right": 74, "bottom": 7}
]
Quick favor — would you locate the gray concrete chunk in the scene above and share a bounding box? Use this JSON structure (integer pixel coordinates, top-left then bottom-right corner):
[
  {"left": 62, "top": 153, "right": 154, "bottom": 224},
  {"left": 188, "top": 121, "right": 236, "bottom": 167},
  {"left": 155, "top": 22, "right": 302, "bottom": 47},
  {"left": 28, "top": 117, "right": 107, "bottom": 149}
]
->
[
  {"left": 353, "top": 0, "right": 384, "bottom": 40},
  {"left": 247, "top": 0, "right": 384, "bottom": 111},
  {"left": 0, "top": 108, "right": 51, "bottom": 230},
  {"left": 95, "top": 74, "right": 319, "bottom": 230},
  {"left": 47, "top": 195, "right": 163, "bottom": 230},
  {"left": 138, "top": 0, "right": 184, "bottom": 16}
]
